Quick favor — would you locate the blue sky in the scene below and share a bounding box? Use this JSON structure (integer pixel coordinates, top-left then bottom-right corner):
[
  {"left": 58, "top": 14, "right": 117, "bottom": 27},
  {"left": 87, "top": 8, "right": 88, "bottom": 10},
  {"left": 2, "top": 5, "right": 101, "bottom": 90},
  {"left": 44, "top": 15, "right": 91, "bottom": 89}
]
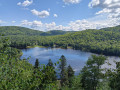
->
[{"left": 0, "top": 0, "right": 120, "bottom": 31}]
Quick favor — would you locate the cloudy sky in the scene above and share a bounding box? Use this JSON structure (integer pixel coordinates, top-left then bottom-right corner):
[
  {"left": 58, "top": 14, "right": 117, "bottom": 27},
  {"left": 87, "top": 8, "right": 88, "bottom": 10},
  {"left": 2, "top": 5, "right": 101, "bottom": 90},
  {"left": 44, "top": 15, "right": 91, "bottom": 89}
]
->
[{"left": 0, "top": 0, "right": 120, "bottom": 31}]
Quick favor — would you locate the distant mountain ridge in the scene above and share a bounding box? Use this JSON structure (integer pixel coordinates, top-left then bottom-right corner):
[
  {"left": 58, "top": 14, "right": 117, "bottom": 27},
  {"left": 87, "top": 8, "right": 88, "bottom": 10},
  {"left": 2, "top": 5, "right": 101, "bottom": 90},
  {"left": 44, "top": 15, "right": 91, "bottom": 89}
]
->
[
  {"left": 0, "top": 26, "right": 75, "bottom": 36},
  {"left": 100, "top": 25, "right": 120, "bottom": 32},
  {"left": 1, "top": 25, "right": 120, "bottom": 56},
  {"left": 1, "top": 25, "right": 120, "bottom": 36}
]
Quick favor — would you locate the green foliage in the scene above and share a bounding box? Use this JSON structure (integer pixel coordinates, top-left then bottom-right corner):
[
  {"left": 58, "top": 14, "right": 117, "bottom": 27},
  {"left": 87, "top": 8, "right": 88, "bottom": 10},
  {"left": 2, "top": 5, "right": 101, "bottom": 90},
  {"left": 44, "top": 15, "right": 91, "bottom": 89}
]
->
[
  {"left": 41, "top": 30, "right": 74, "bottom": 36},
  {"left": 2, "top": 25, "right": 120, "bottom": 56},
  {"left": 44, "top": 59, "right": 57, "bottom": 82},
  {"left": 0, "top": 26, "right": 43, "bottom": 36},
  {"left": 0, "top": 26, "right": 73, "bottom": 36},
  {"left": 0, "top": 55, "right": 58, "bottom": 90},
  {"left": 0, "top": 36, "right": 112, "bottom": 90},
  {"left": 67, "top": 65, "right": 74, "bottom": 78},
  {"left": 80, "top": 55, "right": 106, "bottom": 90},
  {"left": 108, "top": 62, "right": 120, "bottom": 90},
  {"left": 47, "top": 59, "right": 54, "bottom": 67},
  {"left": 1, "top": 25, "right": 120, "bottom": 89},
  {"left": 67, "top": 65, "right": 74, "bottom": 87},
  {"left": 0, "top": 35, "right": 58, "bottom": 90},
  {"left": 34, "top": 58, "right": 39, "bottom": 69},
  {"left": 59, "top": 55, "right": 69, "bottom": 86},
  {"left": 59, "top": 55, "right": 67, "bottom": 70}
]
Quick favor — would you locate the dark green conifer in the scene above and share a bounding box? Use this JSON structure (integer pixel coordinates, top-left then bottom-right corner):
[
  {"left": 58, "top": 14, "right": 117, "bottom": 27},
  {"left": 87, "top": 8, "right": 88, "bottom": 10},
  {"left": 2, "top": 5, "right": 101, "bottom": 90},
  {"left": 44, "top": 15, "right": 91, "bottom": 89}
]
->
[
  {"left": 34, "top": 58, "right": 39, "bottom": 69},
  {"left": 67, "top": 65, "right": 74, "bottom": 87},
  {"left": 67, "top": 65, "right": 74, "bottom": 78},
  {"left": 59, "top": 55, "right": 69, "bottom": 86},
  {"left": 46, "top": 59, "right": 56, "bottom": 81}
]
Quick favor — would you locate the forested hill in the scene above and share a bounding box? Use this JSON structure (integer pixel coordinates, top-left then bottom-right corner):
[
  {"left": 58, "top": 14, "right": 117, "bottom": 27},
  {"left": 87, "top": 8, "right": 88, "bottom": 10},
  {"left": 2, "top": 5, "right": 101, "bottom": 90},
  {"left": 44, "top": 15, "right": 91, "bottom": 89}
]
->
[
  {"left": 3, "top": 25, "right": 120, "bottom": 56},
  {"left": 100, "top": 25, "right": 120, "bottom": 32},
  {"left": 1, "top": 32, "right": 119, "bottom": 90},
  {"left": 0, "top": 26, "right": 43, "bottom": 36},
  {"left": 0, "top": 26, "right": 74, "bottom": 36},
  {"left": 2, "top": 25, "right": 120, "bottom": 56},
  {"left": 40, "top": 30, "right": 75, "bottom": 36}
]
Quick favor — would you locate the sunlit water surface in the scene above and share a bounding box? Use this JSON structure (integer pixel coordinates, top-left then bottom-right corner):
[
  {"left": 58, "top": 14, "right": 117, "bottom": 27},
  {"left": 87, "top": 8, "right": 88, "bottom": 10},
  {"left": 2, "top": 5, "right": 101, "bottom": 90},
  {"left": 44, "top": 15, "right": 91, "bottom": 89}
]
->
[{"left": 21, "top": 47, "right": 120, "bottom": 75}]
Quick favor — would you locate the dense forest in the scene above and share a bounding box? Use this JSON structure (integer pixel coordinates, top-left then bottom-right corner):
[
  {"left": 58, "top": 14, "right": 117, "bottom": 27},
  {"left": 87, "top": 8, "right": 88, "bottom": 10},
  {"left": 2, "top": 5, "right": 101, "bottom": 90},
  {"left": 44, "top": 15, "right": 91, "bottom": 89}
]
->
[
  {"left": 1, "top": 26, "right": 120, "bottom": 89},
  {"left": 0, "top": 26, "right": 74, "bottom": 36},
  {"left": 1, "top": 26, "right": 120, "bottom": 56},
  {"left": 1, "top": 33, "right": 120, "bottom": 89}
]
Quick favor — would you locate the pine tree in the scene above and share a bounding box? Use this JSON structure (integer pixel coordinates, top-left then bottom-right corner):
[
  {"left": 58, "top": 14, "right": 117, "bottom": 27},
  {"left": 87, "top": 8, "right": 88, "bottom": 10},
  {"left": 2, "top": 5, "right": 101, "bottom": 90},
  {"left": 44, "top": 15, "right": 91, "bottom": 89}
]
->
[
  {"left": 34, "top": 58, "right": 39, "bottom": 69},
  {"left": 46, "top": 59, "right": 56, "bottom": 81},
  {"left": 59, "top": 55, "right": 67, "bottom": 71},
  {"left": 67, "top": 65, "right": 74, "bottom": 78},
  {"left": 59, "top": 55, "right": 69, "bottom": 86},
  {"left": 67, "top": 65, "right": 74, "bottom": 87},
  {"left": 47, "top": 59, "right": 54, "bottom": 68}
]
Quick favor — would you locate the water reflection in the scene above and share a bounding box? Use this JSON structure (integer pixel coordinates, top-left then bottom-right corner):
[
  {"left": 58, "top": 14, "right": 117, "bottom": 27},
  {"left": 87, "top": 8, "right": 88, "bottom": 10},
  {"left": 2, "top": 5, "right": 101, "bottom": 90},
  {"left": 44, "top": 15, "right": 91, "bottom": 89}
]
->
[{"left": 21, "top": 47, "right": 120, "bottom": 75}]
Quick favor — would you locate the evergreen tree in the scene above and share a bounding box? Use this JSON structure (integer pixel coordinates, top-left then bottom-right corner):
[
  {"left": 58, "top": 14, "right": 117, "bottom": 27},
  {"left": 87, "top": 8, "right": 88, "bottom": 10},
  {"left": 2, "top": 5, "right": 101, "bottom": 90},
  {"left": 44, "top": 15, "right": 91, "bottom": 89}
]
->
[
  {"left": 45, "top": 59, "right": 56, "bottom": 81},
  {"left": 47, "top": 59, "right": 54, "bottom": 68},
  {"left": 59, "top": 55, "right": 67, "bottom": 71},
  {"left": 67, "top": 65, "right": 74, "bottom": 87},
  {"left": 59, "top": 55, "right": 69, "bottom": 86},
  {"left": 34, "top": 58, "right": 39, "bottom": 69},
  {"left": 67, "top": 65, "right": 74, "bottom": 78}
]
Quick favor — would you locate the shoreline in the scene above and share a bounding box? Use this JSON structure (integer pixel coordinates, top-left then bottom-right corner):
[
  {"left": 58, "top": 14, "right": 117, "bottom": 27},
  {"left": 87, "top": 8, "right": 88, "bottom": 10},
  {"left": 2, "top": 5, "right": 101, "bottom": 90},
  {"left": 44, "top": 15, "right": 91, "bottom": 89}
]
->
[{"left": 19, "top": 45, "right": 120, "bottom": 57}]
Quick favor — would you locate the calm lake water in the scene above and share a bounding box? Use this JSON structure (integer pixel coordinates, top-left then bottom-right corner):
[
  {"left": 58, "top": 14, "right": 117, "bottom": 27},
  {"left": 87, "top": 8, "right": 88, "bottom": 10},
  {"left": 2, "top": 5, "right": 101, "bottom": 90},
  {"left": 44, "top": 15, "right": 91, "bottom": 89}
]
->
[{"left": 21, "top": 47, "right": 120, "bottom": 75}]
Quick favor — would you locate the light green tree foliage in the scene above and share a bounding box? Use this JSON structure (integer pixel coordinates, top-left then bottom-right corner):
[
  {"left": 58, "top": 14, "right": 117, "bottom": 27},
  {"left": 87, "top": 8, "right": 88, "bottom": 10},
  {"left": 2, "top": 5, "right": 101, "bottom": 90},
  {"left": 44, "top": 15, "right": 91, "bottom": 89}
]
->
[
  {"left": 4, "top": 26, "right": 120, "bottom": 56},
  {"left": 80, "top": 55, "right": 106, "bottom": 90},
  {"left": 109, "top": 62, "right": 120, "bottom": 90},
  {"left": 42, "top": 59, "right": 57, "bottom": 86},
  {"left": 0, "top": 34, "right": 58, "bottom": 90}
]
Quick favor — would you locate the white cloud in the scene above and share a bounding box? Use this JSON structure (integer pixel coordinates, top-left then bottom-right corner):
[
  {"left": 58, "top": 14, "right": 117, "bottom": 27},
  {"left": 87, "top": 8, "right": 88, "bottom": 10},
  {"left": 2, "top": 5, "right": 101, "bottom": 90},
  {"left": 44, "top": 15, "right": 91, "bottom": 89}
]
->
[
  {"left": 63, "top": 0, "right": 81, "bottom": 4},
  {"left": 17, "top": 2, "right": 21, "bottom": 6},
  {"left": 18, "top": 0, "right": 120, "bottom": 31},
  {"left": 21, "top": 20, "right": 43, "bottom": 28},
  {"left": 0, "top": 20, "right": 3, "bottom": 23},
  {"left": 89, "top": 0, "right": 120, "bottom": 19},
  {"left": 44, "top": 22, "right": 56, "bottom": 30},
  {"left": 31, "top": 9, "right": 50, "bottom": 18},
  {"left": 32, "top": 21, "right": 43, "bottom": 28},
  {"left": 69, "top": 18, "right": 120, "bottom": 30},
  {"left": 0, "top": 20, "right": 2, "bottom": 25},
  {"left": 21, "top": 20, "right": 32, "bottom": 26},
  {"left": 21, "top": 20, "right": 61, "bottom": 31},
  {"left": 0, "top": 20, "right": 5, "bottom": 25},
  {"left": 96, "top": 8, "right": 112, "bottom": 15},
  {"left": 17, "top": 0, "right": 33, "bottom": 7},
  {"left": 20, "top": 17, "right": 120, "bottom": 31},
  {"left": 21, "top": 20, "right": 58, "bottom": 31},
  {"left": 12, "top": 21, "right": 16, "bottom": 23},
  {"left": 54, "top": 14, "right": 58, "bottom": 18},
  {"left": 21, "top": 0, "right": 120, "bottom": 32}
]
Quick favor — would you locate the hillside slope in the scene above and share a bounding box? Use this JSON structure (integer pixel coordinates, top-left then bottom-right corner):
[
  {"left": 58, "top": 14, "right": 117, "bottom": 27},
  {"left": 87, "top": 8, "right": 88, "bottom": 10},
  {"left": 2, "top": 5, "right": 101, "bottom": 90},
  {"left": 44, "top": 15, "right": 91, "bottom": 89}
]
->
[
  {"left": 0, "top": 26, "right": 43, "bottom": 36},
  {"left": 1, "top": 25, "right": 120, "bottom": 56},
  {"left": 0, "top": 26, "right": 74, "bottom": 36}
]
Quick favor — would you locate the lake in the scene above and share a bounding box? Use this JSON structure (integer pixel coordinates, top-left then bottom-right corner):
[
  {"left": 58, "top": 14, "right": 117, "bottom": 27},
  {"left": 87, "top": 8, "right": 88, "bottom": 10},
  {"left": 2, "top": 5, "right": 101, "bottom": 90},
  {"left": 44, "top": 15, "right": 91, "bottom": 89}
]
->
[{"left": 21, "top": 47, "right": 120, "bottom": 75}]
